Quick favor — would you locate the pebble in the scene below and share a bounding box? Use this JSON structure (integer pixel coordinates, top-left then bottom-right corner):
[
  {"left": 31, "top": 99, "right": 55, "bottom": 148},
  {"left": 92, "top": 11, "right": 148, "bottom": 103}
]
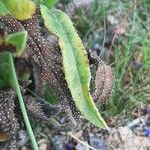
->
[
  {"left": 52, "top": 135, "right": 66, "bottom": 150},
  {"left": 76, "top": 142, "right": 89, "bottom": 150},
  {"left": 89, "top": 135, "right": 108, "bottom": 150},
  {"left": 39, "top": 143, "right": 48, "bottom": 150},
  {"left": 18, "top": 130, "right": 28, "bottom": 147}
]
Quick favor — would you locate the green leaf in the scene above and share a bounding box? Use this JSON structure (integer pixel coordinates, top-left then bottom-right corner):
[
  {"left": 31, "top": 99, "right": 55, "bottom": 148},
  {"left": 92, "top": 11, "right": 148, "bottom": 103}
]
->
[
  {"left": 42, "top": 0, "right": 57, "bottom": 8},
  {"left": 32, "top": 0, "right": 42, "bottom": 4},
  {"left": 0, "top": 52, "right": 26, "bottom": 89},
  {"left": 0, "top": 52, "right": 15, "bottom": 88},
  {"left": 0, "top": 1, "right": 9, "bottom": 16},
  {"left": 43, "top": 84, "right": 59, "bottom": 104},
  {"left": 0, "top": 79, "right": 7, "bottom": 88},
  {"left": 6, "top": 31, "right": 27, "bottom": 57},
  {"left": 0, "top": 52, "right": 23, "bottom": 87},
  {"left": 2, "top": 0, "right": 36, "bottom": 20},
  {"left": 40, "top": 5, "right": 108, "bottom": 129}
]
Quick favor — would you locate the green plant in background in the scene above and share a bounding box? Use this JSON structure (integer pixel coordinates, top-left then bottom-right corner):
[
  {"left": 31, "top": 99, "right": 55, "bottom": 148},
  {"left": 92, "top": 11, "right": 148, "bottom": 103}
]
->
[
  {"left": 0, "top": 0, "right": 113, "bottom": 149},
  {"left": 67, "top": 0, "right": 150, "bottom": 116},
  {"left": 108, "top": 1, "right": 150, "bottom": 115}
]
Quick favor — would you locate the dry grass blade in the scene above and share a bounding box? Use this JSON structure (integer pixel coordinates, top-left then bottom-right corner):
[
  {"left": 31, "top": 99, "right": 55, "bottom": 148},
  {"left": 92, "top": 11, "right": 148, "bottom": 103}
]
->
[{"left": 68, "top": 132, "right": 98, "bottom": 150}]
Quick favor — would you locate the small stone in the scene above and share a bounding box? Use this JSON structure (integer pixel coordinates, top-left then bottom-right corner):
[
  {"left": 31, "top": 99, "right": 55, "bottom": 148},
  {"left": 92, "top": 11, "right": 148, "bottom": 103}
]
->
[
  {"left": 18, "top": 130, "right": 28, "bottom": 147},
  {"left": 38, "top": 139, "right": 48, "bottom": 145},
  {"left": 39, "top": 143, "right": 48, "bottom": 150},
  {"left": 107, "top": 15, "right": 119, "bottom": 25},
  {"left": 52, "top": 135, "right": 66, "bottom": 150},
  {"left": 89, "top": 135, "right": 108, "bottom": 150},
  {"left": 21, "top": 146, "right": 29, "bottom": 150},
  {"left": 76, "top": 142, "right": 89, "bottom": 150},
  {"left": 128, "top": 117, "right": 146, "bottom": 128}
]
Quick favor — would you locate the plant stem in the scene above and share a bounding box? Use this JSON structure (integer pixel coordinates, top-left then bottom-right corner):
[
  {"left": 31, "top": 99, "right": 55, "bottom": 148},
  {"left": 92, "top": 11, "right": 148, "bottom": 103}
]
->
[
  {"left": 9, "top": 53, "right": 39, "bottom": 150},
  {"left": 101, "top": 1, "right": 106, "bottom": 53}
]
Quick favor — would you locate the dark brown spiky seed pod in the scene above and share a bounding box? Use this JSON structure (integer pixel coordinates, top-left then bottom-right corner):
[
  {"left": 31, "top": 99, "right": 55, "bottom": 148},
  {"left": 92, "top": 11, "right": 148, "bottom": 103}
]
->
[
  {"left": 0, "top": 15, "right": 24, "bottom": 33},
  {"left": 24, "top": 95, "right": 51, "bottom": 124},
  {"left": 19, "top": 12, "right": 80, "bottom": 125},
  {"left": 23, "top": 95, "right": 75, "bottom": 131},
  {"left": 89, "top": 52, "right": 114, "bottom": 104},
  {"left": 24, "top": 95, "right": 60, "bottom": 122},
  {"left": 0, "top": 89, "right": 19, "bottom": 150},
  {"left": 93, "top": 62, "right": 114, "bottom": 104},
  {"left": 0, "top": 13, "right": 80, "bottom": 127}
]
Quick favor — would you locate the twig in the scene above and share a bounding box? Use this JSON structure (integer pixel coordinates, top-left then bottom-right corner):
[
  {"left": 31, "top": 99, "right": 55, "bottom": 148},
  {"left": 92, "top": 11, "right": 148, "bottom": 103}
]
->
[{"left": 68, "top": 132, "right": 97, "bottom": 150}]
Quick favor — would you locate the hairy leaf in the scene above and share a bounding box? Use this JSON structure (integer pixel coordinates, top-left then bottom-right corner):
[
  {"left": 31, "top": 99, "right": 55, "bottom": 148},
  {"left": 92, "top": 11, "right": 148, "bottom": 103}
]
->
[
  {"left": 0, "top": 52, "right": 21, "bottom": 89},
  {"left": 6, "top": 31, "right": 27, "bottom": 57},
  {"left": 0, "top": 53, "right": 23, "bottom": 89},
  {"left": 42, "top": 0, "right": 57, "bottom": 8},
  {"left": 40, "top": 5, "right": 108, "bottom": 129},
  {"left": 2, "top": 0, "right": 36, "bottom": 20},
  {"left": 0, "top": 79, "right": 7, "bottom": 88},
  {"left": 0, "top": 1, "right": 9, "bottom": 16}
]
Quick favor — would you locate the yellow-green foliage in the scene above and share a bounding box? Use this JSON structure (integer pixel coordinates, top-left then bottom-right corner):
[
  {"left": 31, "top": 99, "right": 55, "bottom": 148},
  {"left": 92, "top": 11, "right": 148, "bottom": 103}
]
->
[
  {"left": 6, "top": 31, "right": 27, "bottom": 57},
  {"left": 0, "top": 1, "right": 9, "bottom": 16},
  {"left": 2, "top": 0, "right": 36, "bottom": 20}
]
